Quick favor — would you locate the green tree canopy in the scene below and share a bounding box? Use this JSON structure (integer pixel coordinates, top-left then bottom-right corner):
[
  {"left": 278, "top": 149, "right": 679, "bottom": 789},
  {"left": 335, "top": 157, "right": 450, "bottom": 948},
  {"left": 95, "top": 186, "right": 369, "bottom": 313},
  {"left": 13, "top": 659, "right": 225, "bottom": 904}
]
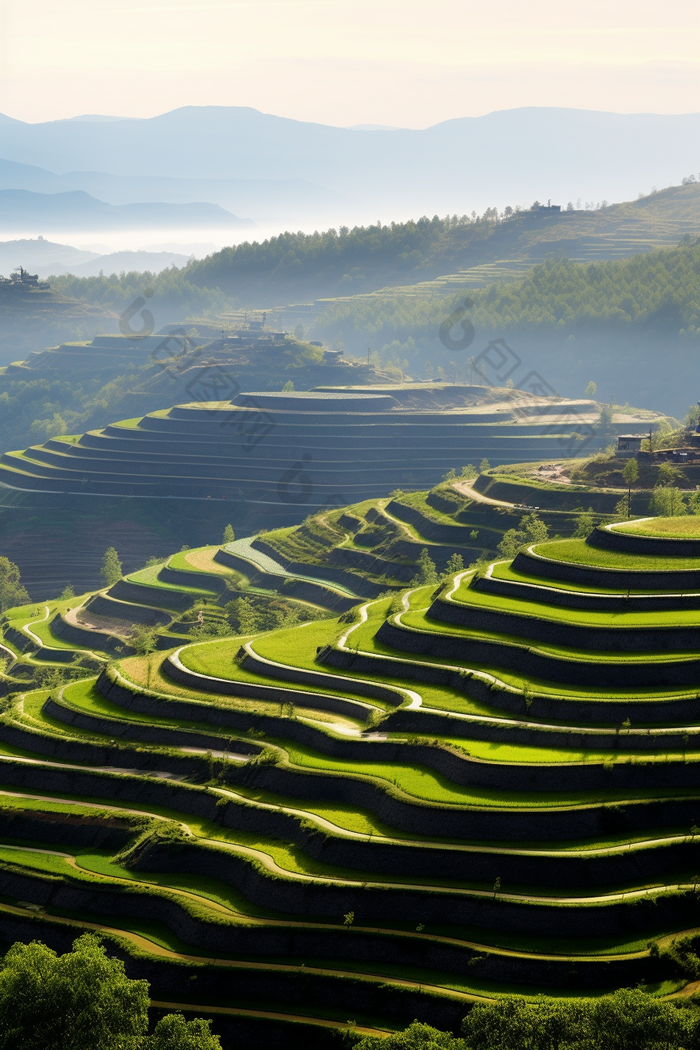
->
[
  {"left": 354, "top": 1020, "right": 466, "bottom": 1050},
  {"left": 572, "top": 508, "right": 596, "bottom": 538},
  {"left": 649, "top": 485, "right": 688, "bottom": 516},
  {"left": 444, "top": 552, "right": 465, "bottom": 576},
  {"left": 0, "top": 935, "right": 221, "bottom": 1050},
  {"left": 0, "top": 555, "right": 29, "bottom": 612},
  {"left": 101, "top": 547, "right": 123, "bottom": 586},
  {"left": 622, "top": 458, "right": 640, "bottom": 486},
  {"left": 0, "top": 933, "right": 149, "bottom": 1050},
  {"left": 461, "top": 989, "right": 696, "bottom": 1050},
  {"left": 411, "top": 548, "right": 438, "bottom": 586},
  {"left": 148, "top": 1014, "right": 221, "bottom": 1050},
  {"left": 497, "top": 513, "right": 549, "bottom": 558}
]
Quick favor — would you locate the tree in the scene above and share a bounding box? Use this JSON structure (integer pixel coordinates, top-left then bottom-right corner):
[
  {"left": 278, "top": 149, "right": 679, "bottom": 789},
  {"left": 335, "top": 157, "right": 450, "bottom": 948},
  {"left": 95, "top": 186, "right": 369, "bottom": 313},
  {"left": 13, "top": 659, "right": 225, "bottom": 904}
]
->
[
  {"left": 131, "top": 625, "right": 158, "bottom": 657},
  {"left": 572, "top": 508, "right": 595, "bottom": 538},
  {"left": 229, "top": 596, "right": 263, "bottom": 634},
  {"left": 0, "top": 933, "right": 149, "bottom": 1050},
  {"left": 622, "top": 458, "right": 639, "bottom": 518},
  {"left": 0, "top": 934, "right": 221, "bottom": 1050},
  {"left": 584, "top": 380, "right": 597, "bottom": 398},
  {"left": 130, "top": 626, "right": 158, "bottom": 688},
  {"left": 657, "top": 460, "right": 682, "bottom": 485},
  {"left": 461, "top": 989, "right": 695, "bottom": 1050},
  {"left": 615, "top": 494, "right": 631, "bottom": 517},
  {"left": 649, "top": 485, "right": 687, "bottom": 517},
  {"left": 411, "top": 548, "right": 438, "bottom": 586},
  {"left": 622, "top": 458, "right": 639, "bottom": 488},
  {"left": 222, "top": 524, "right": 235, "bottom": 544},
  {"left": 59, "top": 584, "right": 75, "bottom": 600},
  {"left": 101, "top": 547, "right": 123, "bottom": 586},
  {"left": 282, "top": 380, "right": 295, "bottom": 391},
  {"left": 479, "top": 458, "right": 490, "bottom": 473},
  {"left": 148, "top": 1014, "right": 221, "bottom": 1050},
  {"left": 444, "top": 552, "right": 464, "bottom": 577},
  {"left": 189, "top": 620, "right": 230, "bottom": 641},
  {"left": 498, "top": 514, "right": 549, "bottom": 558},
  {"left": 0, "top": 555, "right": 30, "bottom": 612},
  {"left": 354, "top": 1021, "right": 465, "bottom": 1050},
  {"left": 685, "top": 404, "right": 700, "bottom": 429},
  {"left": 274, "top": 607, "right": 301, "bottom": 628}
]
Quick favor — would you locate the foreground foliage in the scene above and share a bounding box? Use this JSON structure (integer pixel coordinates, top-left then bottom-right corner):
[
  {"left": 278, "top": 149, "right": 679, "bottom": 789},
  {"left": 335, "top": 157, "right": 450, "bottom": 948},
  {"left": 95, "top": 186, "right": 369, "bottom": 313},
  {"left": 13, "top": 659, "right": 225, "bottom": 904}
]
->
[
  {"left": 0, "top": 554, "right": 29, "bottom": 612},
  {"left": 356, "top": 991, "right": 700, "bottom": 1050},
  {"left": 0, "top": 934, "right": 221, "bottom": 1050}
]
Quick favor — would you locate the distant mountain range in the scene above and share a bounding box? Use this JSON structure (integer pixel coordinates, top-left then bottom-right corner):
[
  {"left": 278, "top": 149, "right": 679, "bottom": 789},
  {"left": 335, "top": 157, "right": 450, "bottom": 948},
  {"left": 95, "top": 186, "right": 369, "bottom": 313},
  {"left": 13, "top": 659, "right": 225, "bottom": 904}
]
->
[
  {"left": 0, "top": 239, "right": 193, "bottom": 279},
  {"left": 0, "top": 188, "right": 251, "bottom": 232},
  {"left": 0, "top": 157, "right": 349, "bottom": 225},
  {"left": 0, "top": 106, "right": 699, "bottom": 224}
]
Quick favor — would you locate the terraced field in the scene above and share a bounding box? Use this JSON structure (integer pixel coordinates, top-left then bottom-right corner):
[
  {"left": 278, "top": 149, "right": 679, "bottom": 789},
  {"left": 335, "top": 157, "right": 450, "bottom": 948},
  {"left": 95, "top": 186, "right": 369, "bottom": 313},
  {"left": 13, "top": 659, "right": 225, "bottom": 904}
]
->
[
  {"left": 1, "top": 515, "right": 700, "bottom": 1041},
  {"left": 0, "top": 467, "right": 594, "bottom": 691},
  {"left": 0, "top": 389, "right": 643, "bottom": 532}
]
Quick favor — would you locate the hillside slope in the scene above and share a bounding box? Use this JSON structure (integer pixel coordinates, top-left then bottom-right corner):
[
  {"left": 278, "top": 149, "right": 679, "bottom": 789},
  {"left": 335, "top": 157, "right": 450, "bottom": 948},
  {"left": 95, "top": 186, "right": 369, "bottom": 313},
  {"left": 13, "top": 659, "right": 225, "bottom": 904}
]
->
[
  {"left": 3, "top": 514, "right": 700, "bottom": 1042},
  {"left": 51, "top": 184, "right": 700, "bottom": 311}
]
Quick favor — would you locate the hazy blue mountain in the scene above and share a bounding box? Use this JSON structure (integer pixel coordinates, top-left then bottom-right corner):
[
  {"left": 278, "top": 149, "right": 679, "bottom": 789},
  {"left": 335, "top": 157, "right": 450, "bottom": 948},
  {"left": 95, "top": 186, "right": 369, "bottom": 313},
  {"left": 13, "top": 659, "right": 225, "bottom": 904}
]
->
[
  {"left": 0, "top": 237, "right": 99, "bottom": 277},
  {"left": 63, "top": 249, "right": 193, "bottom": 277},
  {"left": 0, "top": 239, "right": 195, "bottom": 278},
  {"left": 0, "top": 158, "right": 351, "bottom": 224},
  {"left": 0, "top": 189, "right": 251, "bottom": 231},
  {"left": 0, "top": 106, "right": 698, "bottom": 218}
]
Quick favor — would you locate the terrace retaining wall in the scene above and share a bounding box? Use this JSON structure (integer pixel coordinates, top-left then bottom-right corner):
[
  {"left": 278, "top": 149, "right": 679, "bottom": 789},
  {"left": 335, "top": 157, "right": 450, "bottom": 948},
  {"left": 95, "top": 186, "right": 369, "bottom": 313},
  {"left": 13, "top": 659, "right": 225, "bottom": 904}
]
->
[
  {"left": 375, "top": 617, "right": 700, "bottom": 691},
  {"left": 513, "top": 550, "right": 700, "bottom": 591},
  {"left": 321, "top": 640, "right": 700, "bottom": 723},
  {"left": 0, "top": 866, "right": 669, "bottom": 992},
  {"left": 475, "top": 573, "right": 700, "bottom": 612},
  {"left": 430, "top": 594, "right": 700, "bottom": 651}
]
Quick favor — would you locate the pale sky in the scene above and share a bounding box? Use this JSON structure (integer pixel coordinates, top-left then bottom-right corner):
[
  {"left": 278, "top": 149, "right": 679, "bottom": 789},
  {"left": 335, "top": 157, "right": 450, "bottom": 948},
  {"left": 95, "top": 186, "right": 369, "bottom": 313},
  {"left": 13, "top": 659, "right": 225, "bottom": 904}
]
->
[{"left": 1, "top": 0, "right": 699, "bottom": 126}]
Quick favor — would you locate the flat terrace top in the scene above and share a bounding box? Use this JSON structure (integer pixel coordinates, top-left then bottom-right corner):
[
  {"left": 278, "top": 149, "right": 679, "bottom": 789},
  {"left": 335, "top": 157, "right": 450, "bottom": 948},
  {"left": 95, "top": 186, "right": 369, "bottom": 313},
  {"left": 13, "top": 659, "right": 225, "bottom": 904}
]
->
[
  {"left": 614, "top": 516, "right": 700, "bottom": 538},
  {"left": 235, "top": 390, "right": 398, "bottom": 401}
]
